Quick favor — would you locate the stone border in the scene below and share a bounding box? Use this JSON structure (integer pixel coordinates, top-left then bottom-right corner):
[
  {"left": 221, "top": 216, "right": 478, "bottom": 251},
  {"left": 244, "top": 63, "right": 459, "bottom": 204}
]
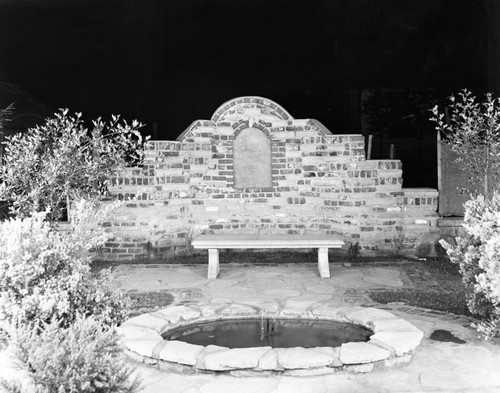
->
[{"left": 118, "top": 305, "right": 423, "bottom": 375}]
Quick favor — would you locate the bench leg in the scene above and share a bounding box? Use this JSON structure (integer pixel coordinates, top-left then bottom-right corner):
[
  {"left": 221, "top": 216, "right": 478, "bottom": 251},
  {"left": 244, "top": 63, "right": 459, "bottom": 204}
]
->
[
  {"left": 318, "top": 247, "right": 330, "bottom": 278},
  {"left": 207, "top": 249, "right": 220, "bottom": 279}
]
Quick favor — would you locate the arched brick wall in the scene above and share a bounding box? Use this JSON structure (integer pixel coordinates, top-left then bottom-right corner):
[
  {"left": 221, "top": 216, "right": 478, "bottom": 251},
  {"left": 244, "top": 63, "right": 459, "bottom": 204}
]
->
[{"left": 105, "top": 97, "right": 438, "bottom": 260}]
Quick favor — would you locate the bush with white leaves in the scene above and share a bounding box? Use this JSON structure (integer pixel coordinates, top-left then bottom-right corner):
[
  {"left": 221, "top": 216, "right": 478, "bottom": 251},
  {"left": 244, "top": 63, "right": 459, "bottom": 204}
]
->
[
  {"left": 5, "top": 315, "right": 141, "bottom": 393},
  {"left": 441, "top": 194, "right": 500, "bottom": 339},
  {"left": 0, "top": 200, "right": 129, "bottom": 329}
]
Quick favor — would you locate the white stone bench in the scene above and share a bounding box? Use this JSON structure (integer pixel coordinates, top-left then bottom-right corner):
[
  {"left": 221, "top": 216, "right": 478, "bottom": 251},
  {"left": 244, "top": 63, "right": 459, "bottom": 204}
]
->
[{"left": 191, "top": 234, "right": 344, "bottom": 279}]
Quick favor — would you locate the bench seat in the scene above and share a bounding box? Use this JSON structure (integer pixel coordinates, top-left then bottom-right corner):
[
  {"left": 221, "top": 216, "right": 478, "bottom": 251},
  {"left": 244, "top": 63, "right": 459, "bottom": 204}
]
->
[{"left": 192, "top": 234, "right": 344, "bottom": 279}]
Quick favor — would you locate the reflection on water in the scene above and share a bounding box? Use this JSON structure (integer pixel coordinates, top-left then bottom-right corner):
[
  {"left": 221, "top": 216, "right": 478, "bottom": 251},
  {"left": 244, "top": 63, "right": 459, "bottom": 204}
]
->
[{"left": 163, "top": 318, "right": 372, "bottom": 349}]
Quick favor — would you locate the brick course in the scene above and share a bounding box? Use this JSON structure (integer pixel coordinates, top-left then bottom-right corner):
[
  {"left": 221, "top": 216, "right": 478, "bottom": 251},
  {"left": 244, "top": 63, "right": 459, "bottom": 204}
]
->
[{"left": 105, "top": 97, "right": 438, "bottom": 260}]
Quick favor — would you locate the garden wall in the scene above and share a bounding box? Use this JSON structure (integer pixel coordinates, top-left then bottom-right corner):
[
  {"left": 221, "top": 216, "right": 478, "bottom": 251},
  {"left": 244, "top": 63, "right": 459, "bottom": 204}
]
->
[{"left": 103, "top": 97, "right": 438, "bottom": 260}]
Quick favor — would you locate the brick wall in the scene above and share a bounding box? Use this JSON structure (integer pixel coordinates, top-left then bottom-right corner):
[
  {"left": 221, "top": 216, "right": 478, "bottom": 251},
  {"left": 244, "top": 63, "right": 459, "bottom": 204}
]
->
[{"left": 103, "top": 97, "right": 438, "bottom": 260}]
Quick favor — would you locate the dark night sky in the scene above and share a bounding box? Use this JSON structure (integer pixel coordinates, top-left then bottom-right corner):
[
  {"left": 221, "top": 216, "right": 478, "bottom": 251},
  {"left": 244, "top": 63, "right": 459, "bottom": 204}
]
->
[{"left": 0, "top": 0, "right": 490, "bottom": 139}]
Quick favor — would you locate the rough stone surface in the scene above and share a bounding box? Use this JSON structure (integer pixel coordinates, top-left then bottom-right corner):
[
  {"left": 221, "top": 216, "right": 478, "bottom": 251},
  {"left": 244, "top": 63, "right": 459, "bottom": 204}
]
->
[
  {"left": 311, "top": 305, "right": 343, "bottom": 318},
  {"left": 195, "top": 345, "right": 229, "bottom": 369},
  {"left": 276, "top": 347, "right": 334, "bottom": 369},
  {"left": 219, "top": 304, "right": 259, "bottom": 317},
  {"left": 283, "top": 367, "right": 339, "bottom": 377},
  {"left": 270, "top": 379, "right": 316, "bottom": 392},
  {"left": 228, "top": 370, "right": 274, "bottom": 377},
  {"left": 259, "top": 303, "right": 280, "bottom": 314},
  {"left": 198, "top": 379, "right": 278, "bottom": 393},
  {"left": 314, "top": 346, "right": 343, "bottom": 367},
  {"left": 200, "top": 304, "right": 225, "bottom": 318},
  {"left": 346, "top": 307, "right": 398, "bottom": 325},
  {"left": 384, "top": 354, "right": 413, "bottom": 367},
  {"left": 368, "top": 318, "right": 421, "bottom": 333},
  {"left": 158, "top": 340, "right": 204, "bottom": 366},
  {"left": 418, "top": 369, "right": 500, "bottom": 391},
  {"left": 116, "top": 326, "right": 163, "bottom": 341},
  {"left": 339, "top": 342, "right": 391, "bottom": 364},
  {"left": 279, "top": 305, "right": 312, "bottom": 317},
  {"left": 122, "top": 338, "right": 164, "bottom": 358},
  {"left": 344, "top": 363, "right": 374, "bottom": 373},
  {"left": 203, "top": 347, "right": 272, "bottom": 371},
  {"left": 329, "top": 306, "right": 364, "bottom": 321},
  {"left": 369, "top": 331, "right": 424, "bottom": 356},
  {"left": 155, "top": 306, "right": 201, "bottom": 322},
  {"left": 279, "top": 306, "right": 311, "bottom": 317},
  {"left": 149, "top": 311, "right": 181, "bottom": 325},
  {"left": 257, "top": 349, "right": 279, "bottom": 370},
  {"left": 122, "top": 314, "right": 170, "bottom": 332}
]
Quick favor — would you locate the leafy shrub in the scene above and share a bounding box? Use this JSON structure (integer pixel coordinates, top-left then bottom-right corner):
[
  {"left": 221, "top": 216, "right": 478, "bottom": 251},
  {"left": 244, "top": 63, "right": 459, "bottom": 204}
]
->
[
  {"left": 431, "top": 90, "right": 500, "bottom": 199},
  {"left": 0, "top": 200, "right": 129, "bottom": 329},
  {"left": 0, "top": 109, "right": 146, "bottom": 220},
  {"left": 370, "top": 289, "right": 471, "bottom": 318},
  {"left": 0, "top": 378, "right": 26, "bottom": 393},
  {"left": 6, "top": 315, "right": 141, "bottom": 393},
  {"left": 347, "top": 242, "right": 361, "bottom": 261},
  {"left": 441, "top": 194, "right": 500, "bottom": 339}
]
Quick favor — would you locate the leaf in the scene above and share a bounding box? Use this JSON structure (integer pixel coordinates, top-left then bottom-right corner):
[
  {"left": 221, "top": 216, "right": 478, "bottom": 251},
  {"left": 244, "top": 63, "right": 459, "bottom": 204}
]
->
[{"left": 0, "top": 110, "right": 145, "bottom": 220}]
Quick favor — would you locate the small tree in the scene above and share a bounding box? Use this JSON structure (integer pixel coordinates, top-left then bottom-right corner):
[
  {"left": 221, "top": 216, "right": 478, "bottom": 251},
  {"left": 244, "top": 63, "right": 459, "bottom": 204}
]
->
[
  {"left": 433, "top": 90, "right": 500, "bottom": 339},
  {"left": 430, "top": 89, "right": 500, "bottom": 200},
  {"left": 0, "top": 109, "right": 146, "bottom": 220}
]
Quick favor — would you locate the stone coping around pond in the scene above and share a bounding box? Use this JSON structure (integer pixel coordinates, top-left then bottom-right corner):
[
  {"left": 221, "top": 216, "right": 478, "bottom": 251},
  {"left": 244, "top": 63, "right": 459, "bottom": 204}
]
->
[{"left": 118, "top": 305, "right": 423, "bottom": 375}]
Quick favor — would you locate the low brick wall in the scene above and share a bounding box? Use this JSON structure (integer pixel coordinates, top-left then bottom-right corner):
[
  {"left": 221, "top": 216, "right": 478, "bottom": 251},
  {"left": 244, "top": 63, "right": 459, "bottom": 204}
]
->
[{"left": 103, "top": 97, "right": 438, "bottom": 260}]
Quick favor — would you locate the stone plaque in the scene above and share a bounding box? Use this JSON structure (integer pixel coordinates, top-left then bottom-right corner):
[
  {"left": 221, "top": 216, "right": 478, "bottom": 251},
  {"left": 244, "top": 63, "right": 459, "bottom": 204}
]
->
[{"left": 233, "top": 128, "right": 272, "bottom": 189}]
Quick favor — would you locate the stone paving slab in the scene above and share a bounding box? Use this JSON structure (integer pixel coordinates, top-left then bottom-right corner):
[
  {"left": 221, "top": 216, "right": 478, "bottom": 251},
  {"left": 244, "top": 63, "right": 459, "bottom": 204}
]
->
[
  {"left": 204, "top": 347, "right": 272, "bottom": 370},
  {"left": 339, "top": 342, "right": 391, "bottom": 364},
  {"left": 105, "top": 263, "right": 500, "bottom": 392},
  {"left": 2, "top": 262, "right": 500, "bottom": 393},
  {"left": 370, "top": 331, "right": 424, "bottom": 356}
]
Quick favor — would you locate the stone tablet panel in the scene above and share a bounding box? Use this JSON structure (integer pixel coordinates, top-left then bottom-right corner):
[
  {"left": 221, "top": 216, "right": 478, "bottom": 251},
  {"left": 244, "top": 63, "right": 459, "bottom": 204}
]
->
[{"left": 233, "top": 127, "right": 272, "bottom": 189}]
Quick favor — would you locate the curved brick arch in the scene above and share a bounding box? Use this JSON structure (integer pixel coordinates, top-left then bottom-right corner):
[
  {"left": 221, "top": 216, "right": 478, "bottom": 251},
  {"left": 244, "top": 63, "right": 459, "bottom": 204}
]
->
[
  {"left": 232, "top": 119, "right": 272, "bottom": 137},
  {"left": 211, "top": 96, "right": 294, "bottom": 123}
]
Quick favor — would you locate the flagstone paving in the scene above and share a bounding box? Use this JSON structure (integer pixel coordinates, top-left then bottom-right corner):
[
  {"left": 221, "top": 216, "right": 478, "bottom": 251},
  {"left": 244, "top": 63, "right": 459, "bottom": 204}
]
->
[
  {"left": 108, "top": 262, "right": 500, "bottom": 392},
  {"left": 1, "top": 261, "right": 500, "bottom": 392}
]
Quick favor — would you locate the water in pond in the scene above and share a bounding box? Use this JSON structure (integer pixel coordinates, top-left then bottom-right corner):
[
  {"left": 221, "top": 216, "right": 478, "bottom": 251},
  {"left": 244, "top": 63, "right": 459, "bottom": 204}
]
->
[{"left": 163, "top": 318, "right": 373, "bottom": 348}]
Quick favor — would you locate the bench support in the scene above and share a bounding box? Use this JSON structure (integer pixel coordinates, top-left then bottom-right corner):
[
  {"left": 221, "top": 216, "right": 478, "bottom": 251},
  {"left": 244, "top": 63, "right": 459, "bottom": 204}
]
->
[
  {"left": 207, "top": 249, "right": 220, "bottom": 279},
  {"left": 193, "top": 235, "right": 343, "bottom": 279},
  {"left": 318, "top": 247, "right": 330, "bottom": 278}
]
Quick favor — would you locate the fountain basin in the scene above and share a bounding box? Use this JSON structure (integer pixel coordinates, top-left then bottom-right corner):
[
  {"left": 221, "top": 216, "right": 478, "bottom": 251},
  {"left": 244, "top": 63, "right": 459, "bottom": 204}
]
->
[
  {"left": 164, "top": 318, "right": 373, "bottom": 348},
  {"left": 118, "top": 304, "right": 424, "bottom": 375}
]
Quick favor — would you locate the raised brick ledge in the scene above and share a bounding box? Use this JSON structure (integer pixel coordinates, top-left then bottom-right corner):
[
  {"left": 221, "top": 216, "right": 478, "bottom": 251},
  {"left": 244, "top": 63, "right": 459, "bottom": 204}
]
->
[
  {"left": 402, "top": 188, "right": 439, "bottom": 197},
  {"left": 118, "top": 305, "right": 422, "bottom": 375},
  {"left": 437, "top": 217, "right": 464, "bottom": 227}
]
